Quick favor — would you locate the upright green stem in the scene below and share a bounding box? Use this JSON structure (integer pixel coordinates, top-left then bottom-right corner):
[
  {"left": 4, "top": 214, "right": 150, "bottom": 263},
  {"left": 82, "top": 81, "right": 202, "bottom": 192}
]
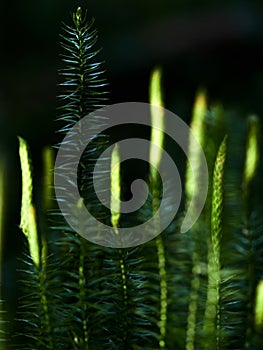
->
[
  {"left": 151, "top": 185, "right": 167, "bottom": 349},
  {"left": 19, "top": 137, "right": 40, "bottom": 267},
  {"left": 203, "top": 137, "right": 226, "bottom": 349},
  {"left": 149, "top": 68, "right": 167, "bottom": 349},
  {"left": 156, "top": 234, "right": 167, "bottom": 349},
  {"left": 39, "top": 265, "right": 54, "bottom": 349},
  {"left": 185, "top": 250, "right": 201, "bottom": 350},
  {"left": 19, "top": 137, "right": 55, "bottom": 348},
  {"left": 42, "top": 146, "right": 54, "bottom": 213},
  {"left": 185, "top": 90, "right": 207, "bottom": 350},
  {"left": 118, "top": 249, "right": 129, "bottom": 346},
  {"left": 110, "top": 143, "right": 129, "bottom": 345},
  {"left": 78, "top": 243, "right": 89, "bottom": 348}
]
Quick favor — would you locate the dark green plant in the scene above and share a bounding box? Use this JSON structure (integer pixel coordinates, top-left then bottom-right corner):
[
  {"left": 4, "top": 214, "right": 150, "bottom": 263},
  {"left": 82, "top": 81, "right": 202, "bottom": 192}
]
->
[{"left": 0, "top": 5, "right": 262, "bottom": 350}]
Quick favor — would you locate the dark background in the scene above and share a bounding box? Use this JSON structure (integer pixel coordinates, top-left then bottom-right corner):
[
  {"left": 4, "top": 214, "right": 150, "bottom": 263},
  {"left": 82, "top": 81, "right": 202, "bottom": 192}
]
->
[
  {"left": 1, "top": 0, "right": 263, "bottom": 147},
  {"left": 0, "top": 0, "right": 263, "bottom": 321}
]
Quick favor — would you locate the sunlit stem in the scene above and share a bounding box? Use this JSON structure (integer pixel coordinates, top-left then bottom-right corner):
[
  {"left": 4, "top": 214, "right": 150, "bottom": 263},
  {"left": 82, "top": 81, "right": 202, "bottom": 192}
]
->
[
  {"left": 185, "top": 89, "right": 207, "bottom": 204},
  {"left": 255, "top": 280, "right": 263, "bottom": 331},
  {"left": 110, "top": 144, "right": 121, "bottom": 231},
  {"left": 149, "top": 67, "right": 165, "bottom": 182},
  {"left": 185, "top": 90, "right": 207, "bottom": 350},
  {"left": 149, "top": 67, "right": 167, "bottom": 350},
  {"left": 18, "top": 137, "right": 40, "bottom": 267},
  {"left": 243, "top": 115, "right": 260, "bottom": 194}
]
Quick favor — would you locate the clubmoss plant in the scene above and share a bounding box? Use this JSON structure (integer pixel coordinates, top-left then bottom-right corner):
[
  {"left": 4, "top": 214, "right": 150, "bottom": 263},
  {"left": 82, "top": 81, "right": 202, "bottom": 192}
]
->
[
  {"left": 149, "top": 67, "right": 167, "bottom": 349},
  {"left": 0, "top": 5, "right": 262, "bottom": 349},
  {"left": 203, "top": 136, "right": 227, "bottom": 349}
]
